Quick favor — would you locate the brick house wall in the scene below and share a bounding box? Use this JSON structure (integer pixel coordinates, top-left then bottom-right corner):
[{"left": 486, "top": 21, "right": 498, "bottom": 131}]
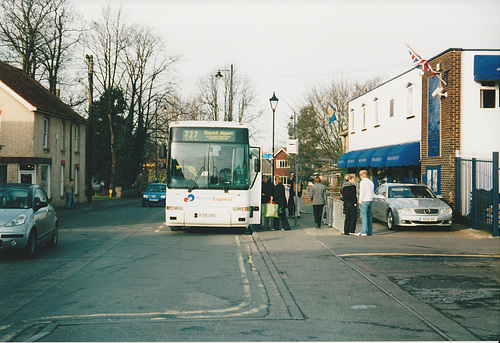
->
[{"left": 421, "top": 49, "right": 462, "bottom": 207}]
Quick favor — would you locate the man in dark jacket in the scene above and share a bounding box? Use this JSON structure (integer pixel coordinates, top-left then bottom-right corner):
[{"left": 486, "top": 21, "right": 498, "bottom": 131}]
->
[
  {"left": 342, "top": 173, "right": 358, "bottom": 235},
  {"left": 273, "top": 176, "right": 291, "bottom": 230},
  {"left": 261, "top": 175, "right": 274, "bottom": 229}
]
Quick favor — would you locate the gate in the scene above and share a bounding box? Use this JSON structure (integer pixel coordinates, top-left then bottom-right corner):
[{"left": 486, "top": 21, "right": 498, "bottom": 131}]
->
[{"left": 456, "top": 152, "right": 499, "bottom": 237}]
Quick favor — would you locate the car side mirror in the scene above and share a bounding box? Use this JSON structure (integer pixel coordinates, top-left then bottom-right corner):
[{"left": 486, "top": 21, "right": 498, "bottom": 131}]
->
[{"left": 34, "top": 201, "right": 48, "bottom": 212}]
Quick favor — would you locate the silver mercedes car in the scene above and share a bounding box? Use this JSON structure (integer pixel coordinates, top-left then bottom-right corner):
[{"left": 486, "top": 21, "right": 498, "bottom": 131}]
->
[
  {"left": 372, "top": 183, "right": 453, "bottom": 230},
  {"left": 0, "top": 183, "right": 59, "bottom": 258}
]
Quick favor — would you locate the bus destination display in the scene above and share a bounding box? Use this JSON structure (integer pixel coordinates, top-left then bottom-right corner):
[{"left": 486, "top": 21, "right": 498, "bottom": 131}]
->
[{"left": 171, "top": 127, "right": 248, "bottom": 143}]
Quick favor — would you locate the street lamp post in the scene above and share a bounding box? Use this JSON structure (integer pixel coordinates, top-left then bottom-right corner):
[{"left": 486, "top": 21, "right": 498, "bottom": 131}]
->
[
  {"left": 85, "top": 54, "right": 93, "bottom": 203},
  {"left": 269, "top": 92, "right": 279, "bottom": 180},
  {"left": 215, "top": 64, "right": 234, "bottom": 121}
]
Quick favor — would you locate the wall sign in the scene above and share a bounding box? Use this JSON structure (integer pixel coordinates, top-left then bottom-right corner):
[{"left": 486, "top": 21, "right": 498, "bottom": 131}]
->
[{"left": 428, "top": 76, "right": 441, "bottom": 157}]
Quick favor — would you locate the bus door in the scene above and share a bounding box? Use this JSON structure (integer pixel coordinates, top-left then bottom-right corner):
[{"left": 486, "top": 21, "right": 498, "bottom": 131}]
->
[{"left": 248, "top": 147, "right": 262, "bottom": 225}]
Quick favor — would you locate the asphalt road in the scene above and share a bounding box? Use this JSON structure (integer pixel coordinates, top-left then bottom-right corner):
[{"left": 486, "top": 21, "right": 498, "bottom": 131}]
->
[{"left": 0, "top": 198, "right": 498, "bottom": 341}]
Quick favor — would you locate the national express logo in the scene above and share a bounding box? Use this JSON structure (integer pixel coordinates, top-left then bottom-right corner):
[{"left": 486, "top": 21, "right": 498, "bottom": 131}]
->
[{"left": 184, "top": 194, "right": 195, "bottom": 202}]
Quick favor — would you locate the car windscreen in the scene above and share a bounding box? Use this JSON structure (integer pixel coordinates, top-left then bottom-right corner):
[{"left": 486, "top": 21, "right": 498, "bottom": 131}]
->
[
  {"left": 388, "top": 186, "right": 435, "bottom": 199},
  {"left": 146, "top": 185, "right": 166, "bottom": 193},
  {"left": 0, "top": 187, "right": 29, "bottom": 209}
]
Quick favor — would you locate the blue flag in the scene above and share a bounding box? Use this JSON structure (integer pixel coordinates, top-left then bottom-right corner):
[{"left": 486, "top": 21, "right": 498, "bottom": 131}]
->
[{"left": 327, "top": 102, "right": 337, "bottom": 124}]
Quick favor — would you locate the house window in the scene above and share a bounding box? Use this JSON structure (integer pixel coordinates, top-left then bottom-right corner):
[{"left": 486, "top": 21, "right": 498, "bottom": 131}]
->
[
  {"left": 350, "top": 109, "right": 355, "bottom": 132},
  {"left": 373, "top": 98, "right": 379, "bottom": 125},
  {"left": 480, "top": 81, "right": 497, "bottom": 108},
  {"left": 60, "top": 164, "right": 65, "bottom": 196},
  {"left": 61, "top": 121, "right": 65, "bottom": 151},
  {"left": 0, "top": 164, "right": 7, "bottom": 183},
  {"left": 43, "top": 118, "right": 49, "bottom": 149},
  {"left": 73, "top": 125, "right": 79, "bottom": 152},
  {"left": 362, "top": 104, "right": 366, "bottom": 129},
  {"left": 406, "top": 83, "right": 414, "bottom": 116},
  {"left": 389, "top": 99, "right": 394, "bottom": 117},
  {"left": 277, "top": 160, "right": 289, "bottom": 168},
  {"left": 74, "top": 167, "right": 79, "bottom": 195}
]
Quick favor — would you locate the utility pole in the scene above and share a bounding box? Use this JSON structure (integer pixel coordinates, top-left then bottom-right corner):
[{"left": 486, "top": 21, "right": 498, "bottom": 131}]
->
[{"left": 85, "top": 55, "right": 94, "bottom": 202}]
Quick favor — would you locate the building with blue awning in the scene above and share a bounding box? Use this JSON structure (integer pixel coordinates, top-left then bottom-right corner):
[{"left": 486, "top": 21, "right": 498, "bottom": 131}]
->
[{"left": 341, "top": 48, "right": 500, "bottom": 211}]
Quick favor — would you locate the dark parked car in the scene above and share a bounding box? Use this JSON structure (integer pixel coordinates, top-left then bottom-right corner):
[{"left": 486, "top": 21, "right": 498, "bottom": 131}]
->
[
  {"left": 0, "top": 183, "right": 58, "bottom": 258},
  {"left": 142, "top": 183, "right": 166, "bottom": 207},
  {"left": 372, "top": 183, "right": 453, "bottom": 230}
]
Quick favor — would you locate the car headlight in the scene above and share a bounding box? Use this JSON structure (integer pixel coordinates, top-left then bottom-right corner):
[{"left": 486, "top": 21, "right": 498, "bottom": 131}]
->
[
  {"left": 5, "top": 214, "right": 27, "bottom": 227},
  {"left": 440, "top": 207, "right": 453, "bottom": 215},
  {"left": 161, "top": 195, "right": 166, "bottom": 199},
  {"left": 143, "top": 195, "right": 149, "bottom": 199},
  {"left": 397, "top": 208, "right": 413, "bottom": 215}
]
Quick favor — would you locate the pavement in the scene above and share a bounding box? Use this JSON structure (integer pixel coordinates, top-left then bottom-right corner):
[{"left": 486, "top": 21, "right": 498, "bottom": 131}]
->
[{"left": 258, "top": 206, "right": 495, "bottom": 239}]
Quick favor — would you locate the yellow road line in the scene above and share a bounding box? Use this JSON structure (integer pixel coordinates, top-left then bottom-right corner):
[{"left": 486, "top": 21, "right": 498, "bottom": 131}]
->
[{"left": 337, "top": 252, "right": 500, "bottom": 258}]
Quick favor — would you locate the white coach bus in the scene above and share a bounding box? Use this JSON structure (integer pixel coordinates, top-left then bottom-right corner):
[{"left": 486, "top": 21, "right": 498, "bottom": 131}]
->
[{"left": 165, "top": 121, "right": 262, "bottom": 231}]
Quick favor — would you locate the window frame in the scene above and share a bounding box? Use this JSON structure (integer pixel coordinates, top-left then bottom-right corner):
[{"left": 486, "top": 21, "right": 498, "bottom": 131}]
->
[
  {"left": 480, "top": 81, "right": 497, "bottom": 109},
  {"left": 43, "top": 117, "right": 49, "bottom": 149}
]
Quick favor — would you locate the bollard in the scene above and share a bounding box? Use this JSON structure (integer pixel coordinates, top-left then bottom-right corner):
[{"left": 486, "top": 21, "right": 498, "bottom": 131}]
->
[{"left": 109, "top": 189, "right": 113, "bottom": 198}]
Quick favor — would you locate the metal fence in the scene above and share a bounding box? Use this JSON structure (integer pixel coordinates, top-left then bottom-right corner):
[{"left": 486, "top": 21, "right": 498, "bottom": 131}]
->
[{"left": 456, "top": 152, "right": 499, "bottom": 237}]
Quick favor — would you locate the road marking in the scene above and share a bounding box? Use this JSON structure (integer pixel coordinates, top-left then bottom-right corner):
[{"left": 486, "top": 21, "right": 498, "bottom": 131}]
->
[
  {"left": 337, "top": 252, "right": 500, "bottom": 258},
  {"left": 34, "top": 235, "right": 268, "bottom": 322},
  {"left": 252, "top": 234, "right": 304, "bottom": 320}
]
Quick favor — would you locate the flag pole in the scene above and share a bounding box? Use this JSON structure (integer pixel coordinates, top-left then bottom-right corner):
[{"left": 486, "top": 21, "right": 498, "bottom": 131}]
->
[{"left": 406, "top": 43, "right": 447, "bottom": 86}]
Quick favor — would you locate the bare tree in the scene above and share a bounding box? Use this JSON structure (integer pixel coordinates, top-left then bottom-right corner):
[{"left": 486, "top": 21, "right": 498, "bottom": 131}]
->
[
  {"left": 291, "top": 75, "right": 384, "bottom": 162},
  {"left": 197, "top": 65, "right": 262, "bottom": 124},
  {"left": 85, "top": 6, "right": 128, "bottom": 193},
  {"left": 37, "top": 0, "right": 82, "bottom": 95}
]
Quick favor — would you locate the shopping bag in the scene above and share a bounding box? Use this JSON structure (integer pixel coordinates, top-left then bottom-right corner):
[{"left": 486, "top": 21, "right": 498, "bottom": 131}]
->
[{"left": 264, "top": 202, "right": 279, "bottom": 218}]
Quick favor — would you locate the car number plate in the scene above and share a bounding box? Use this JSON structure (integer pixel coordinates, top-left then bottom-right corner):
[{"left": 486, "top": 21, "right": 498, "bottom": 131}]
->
[
  {"left": 419, "top": 217, "right": 437, "bottom": 221},
  {"left": 150, "top": 199, "right": 159, "bottom": 202}
]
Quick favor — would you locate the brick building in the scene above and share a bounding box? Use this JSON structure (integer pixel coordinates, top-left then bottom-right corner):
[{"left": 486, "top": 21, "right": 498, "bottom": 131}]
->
[
  {"left": 339, "top": 48, "right": 500, "bottom": 210},
  {"left": 0, "top": 62, "right": 88, "bottom": 207}
]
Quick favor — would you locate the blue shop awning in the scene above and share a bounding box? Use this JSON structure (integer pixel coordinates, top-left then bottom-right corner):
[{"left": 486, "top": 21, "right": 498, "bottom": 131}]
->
[
  {"left": 346, "top": 150, "right": 363, "bottom": 168},
  {"left": 337, "top": 142, "right": 420, "bottom": 168},
  {"left": 385, "top": 141, "right": 420, "bottom": 167},
  {"left": 336, "top": 151, "right": 350, "bottom": 168},
  {"left": 357, "top": 147, "right": 378, "bottom": 168},
  {"left": 474, "top": 55, "right": 500, "bottom": 82},
  {"left": 370, "top": 146, "right": 394, "bottom": 168}
]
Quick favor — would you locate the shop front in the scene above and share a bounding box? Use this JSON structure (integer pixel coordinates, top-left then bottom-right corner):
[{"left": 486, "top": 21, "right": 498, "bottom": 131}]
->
[{"left": 337, "top": 141, "right": 421, "bottom": 188}]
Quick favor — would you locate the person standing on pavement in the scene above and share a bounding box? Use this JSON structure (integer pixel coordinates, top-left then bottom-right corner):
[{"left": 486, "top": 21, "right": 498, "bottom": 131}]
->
[
  {"left": 64, "top": 178, "right": 74, "bottom": 209},
  {"left": 357, "top": 170, "right": 374, "bottom": 236},
  {"left": 342, "top": 173, "right": 358, "bottom": 235},
  {"left": 287, "top": 172, "right": 296, "bottom": 216},
  {"left": 261, "top": 175, "right": 274, "bottom": 229},
  {"left": 273, "top": 176, "right": 291, "bottom": 230},
  {"left": 310, "top": 176, "right": 327, "bottom": 229}
]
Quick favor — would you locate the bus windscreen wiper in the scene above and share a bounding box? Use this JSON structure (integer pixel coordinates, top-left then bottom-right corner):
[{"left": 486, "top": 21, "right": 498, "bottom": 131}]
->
[{"left": 188, "top": 166, "right": 205, "bottom": 193}]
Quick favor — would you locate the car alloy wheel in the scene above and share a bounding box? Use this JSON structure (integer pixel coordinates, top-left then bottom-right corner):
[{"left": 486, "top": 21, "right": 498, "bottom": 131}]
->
[
  {"left": 47, "top": 223, "right": 58, "bottom": 248},
  {"left": 24, "top": 230, "right": 37, "bottom": 258},
  {"left": 387, "top": 210, "right": 396, "bottom": 230}
]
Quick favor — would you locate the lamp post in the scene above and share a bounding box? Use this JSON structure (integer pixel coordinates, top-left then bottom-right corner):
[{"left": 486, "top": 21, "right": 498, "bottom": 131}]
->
[
  {"left": 215, "top": 64, "right": 234, "bottom": 121},
  {"left": 85, "top": 54, "right": 93, "bottom": 203},
  {"left": 269, "top": 92, "right": 279, "bottom": 180}
]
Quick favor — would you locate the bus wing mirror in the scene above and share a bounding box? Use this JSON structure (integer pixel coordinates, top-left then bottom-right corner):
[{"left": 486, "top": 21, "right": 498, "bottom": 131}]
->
[{"left": 254, "top": 159, "right": 260, "bottom": 172}]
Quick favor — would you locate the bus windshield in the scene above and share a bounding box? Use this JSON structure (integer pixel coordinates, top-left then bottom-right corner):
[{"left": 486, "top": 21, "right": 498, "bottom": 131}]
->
[{"left": 168, "top": 142, "right": 250, "bottom": 190}]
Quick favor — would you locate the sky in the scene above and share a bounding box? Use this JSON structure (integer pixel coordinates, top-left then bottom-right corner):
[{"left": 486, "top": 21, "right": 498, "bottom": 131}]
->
[{"left": 75, "top": 0, "right": 500, "bottom": 151}]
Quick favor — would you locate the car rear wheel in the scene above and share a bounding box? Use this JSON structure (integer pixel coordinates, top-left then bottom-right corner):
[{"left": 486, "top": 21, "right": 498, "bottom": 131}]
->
[
  {"left": 47, "top": 223, "right": 58, "bottom": 248},
  {"left": 387, "top": 210, "right": 397, "bottom": 230},
  {"left": 24, "top": 230, "right": 37, "bottom": 258}
]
